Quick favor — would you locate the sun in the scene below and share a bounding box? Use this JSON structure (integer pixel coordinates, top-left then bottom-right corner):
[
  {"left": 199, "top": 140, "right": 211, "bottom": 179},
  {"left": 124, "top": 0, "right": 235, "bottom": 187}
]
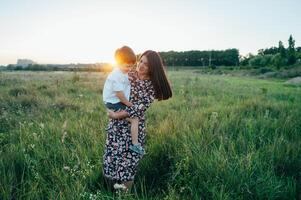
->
[{"left": 108, "top": 57, "right": 118, "bottom": 68}]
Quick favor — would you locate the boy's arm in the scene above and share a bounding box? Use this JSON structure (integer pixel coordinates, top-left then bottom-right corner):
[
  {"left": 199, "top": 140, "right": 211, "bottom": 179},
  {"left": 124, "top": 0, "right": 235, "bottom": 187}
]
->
[{"left": 116, "top": 91, "right": 133, "bottom": 107}]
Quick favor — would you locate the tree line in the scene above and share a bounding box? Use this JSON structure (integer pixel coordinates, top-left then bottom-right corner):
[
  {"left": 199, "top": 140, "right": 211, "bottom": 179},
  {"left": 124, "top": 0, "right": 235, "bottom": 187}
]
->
[
  {"left": 240, "top": 35, "right": 301, "bottom": 68},
  {"left": 159, "top": 49, "right": 239, "bottom": 67},
  {"left": 158, "top": 35, "right": 300, "bottom": 68}
]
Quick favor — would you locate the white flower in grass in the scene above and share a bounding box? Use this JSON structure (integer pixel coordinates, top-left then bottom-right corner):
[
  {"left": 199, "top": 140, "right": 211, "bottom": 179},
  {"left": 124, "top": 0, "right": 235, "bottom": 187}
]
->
[
  {"left": 62, "top": 120, "right": 67, "bottom": 129},
  {"left": 40, "top": 123, "right": 44, "bottom": 129},
  {"left": 210, "top": 112, "right": 219, "bottom": 122},
  {"left": 32, "top": 132, "right": 38, "bottom": 140},
  {"left": 264, "top": 109, "right": 270, "bottom": 118},
  {"left": 61, "top": 131, "right": 67, "bottom": 143},
  {"left": 61, "top": 120, "right": 68, "bottom": 143},
  {"left": 211, "top": 112, "right": 218, "bottom": 118}
]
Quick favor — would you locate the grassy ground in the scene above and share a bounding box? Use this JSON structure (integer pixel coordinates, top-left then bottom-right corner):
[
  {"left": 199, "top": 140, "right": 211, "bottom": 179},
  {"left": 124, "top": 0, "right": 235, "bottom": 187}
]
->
[
  {"left": 170, "top": 65, "right": 301, "bottom": 80},
  {"left": 0, "top": 70, "right": 300, "bottom": 199}
]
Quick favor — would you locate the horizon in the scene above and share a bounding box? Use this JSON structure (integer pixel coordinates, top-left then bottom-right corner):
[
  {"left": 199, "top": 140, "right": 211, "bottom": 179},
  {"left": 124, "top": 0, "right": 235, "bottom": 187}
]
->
[
  {"left": 1, "top": 0, "right": 300, "bottom": 65},
  {"left": 0, "top": 44, "right": 299, "bottom": 66}
]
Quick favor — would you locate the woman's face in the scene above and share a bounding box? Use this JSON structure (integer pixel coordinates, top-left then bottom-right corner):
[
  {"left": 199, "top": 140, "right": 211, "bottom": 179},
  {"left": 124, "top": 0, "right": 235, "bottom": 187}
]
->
[{"left": 137, "top": 55, "right": 150, "bottom": 78}]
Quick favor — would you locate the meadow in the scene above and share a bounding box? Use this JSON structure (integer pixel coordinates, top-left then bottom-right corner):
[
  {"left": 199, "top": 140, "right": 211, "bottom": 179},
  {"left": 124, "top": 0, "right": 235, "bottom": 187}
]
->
[{"left": 0, "top": 70, "right": 300, "bottom": 200}]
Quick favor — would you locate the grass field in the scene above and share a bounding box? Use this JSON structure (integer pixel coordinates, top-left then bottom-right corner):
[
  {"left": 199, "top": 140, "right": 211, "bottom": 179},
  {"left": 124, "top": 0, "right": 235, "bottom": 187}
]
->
[{"left": 0, "top": 70, "right": 300, "bottom": 199}]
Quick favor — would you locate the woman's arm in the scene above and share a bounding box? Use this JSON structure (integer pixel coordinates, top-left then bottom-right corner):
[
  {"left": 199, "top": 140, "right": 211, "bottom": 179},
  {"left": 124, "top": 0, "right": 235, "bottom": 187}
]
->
[
  {"left": 107, "top": 109, "right": 129, "bottom": 119},
  {"left": 125, "top": 94, "right": 154, "bottom": 119},
  {"left": 107, "top": 93, "right": 153, "bottom": 120}
]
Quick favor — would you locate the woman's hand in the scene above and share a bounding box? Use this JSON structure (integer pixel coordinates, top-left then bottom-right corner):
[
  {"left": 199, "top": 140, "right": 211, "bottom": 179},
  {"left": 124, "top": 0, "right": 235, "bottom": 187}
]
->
[
  {"left": 125, "top": 117, "right": 133, "bottom": 122},
  {"left": 107, "top": 109, "right": 117, "bottom": 119}
]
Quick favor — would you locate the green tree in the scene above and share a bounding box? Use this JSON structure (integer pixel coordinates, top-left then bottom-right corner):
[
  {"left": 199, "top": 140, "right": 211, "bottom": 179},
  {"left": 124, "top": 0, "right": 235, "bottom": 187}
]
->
[
  {"left": 272, "top": 53, "right": 286, "bottom": 69},
  {"left": 239, "top": 53, "right": 254, "bottom": 66},
  {"left": 249, "top": 56, "right": 263, "bottom": 68},
  {"left": 278, "top": 41, "right": 286, "bottom": 58},
  {"left": 287, "top": 34, "right": 296, "bottom": 65},
  {"left": 260, "top": 47, "right": 278, "bottom": 55}
]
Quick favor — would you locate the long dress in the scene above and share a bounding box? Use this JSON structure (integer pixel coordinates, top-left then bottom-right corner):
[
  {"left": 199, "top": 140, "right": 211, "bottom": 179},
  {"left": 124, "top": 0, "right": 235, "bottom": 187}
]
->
[{"left": 103, "top": 70, "right": 155, "bottom": 182}]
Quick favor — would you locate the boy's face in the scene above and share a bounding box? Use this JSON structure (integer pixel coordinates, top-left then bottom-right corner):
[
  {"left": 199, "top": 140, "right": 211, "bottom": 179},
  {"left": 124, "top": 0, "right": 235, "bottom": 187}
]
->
[{"left": 119, "top": 64, "right": 132, "bottom": 73}]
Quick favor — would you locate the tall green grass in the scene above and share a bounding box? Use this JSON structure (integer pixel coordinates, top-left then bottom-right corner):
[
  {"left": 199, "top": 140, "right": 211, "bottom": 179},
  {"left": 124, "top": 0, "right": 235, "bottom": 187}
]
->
[{"left": 0, "top": 71, "right": 300, "bottom": 199}]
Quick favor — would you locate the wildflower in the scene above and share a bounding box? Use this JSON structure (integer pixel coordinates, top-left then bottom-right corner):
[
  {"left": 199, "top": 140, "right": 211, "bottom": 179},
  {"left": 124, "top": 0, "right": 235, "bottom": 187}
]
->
[
  {"left": 62, "top": 120, "right": 67, "bottom": 129},
  {"left": 264, "top": 109, "right": 270, "bottom": 118},
  {"left": 61, "top": 131, "right": 67, "bottom": 143},
  {"left": 210, "top": 112, "right": 219, "bottom": 121},
  {"left": 40, "top": 123, "right": 44, "bottom": 129},
  {"left": 61, "top": 120, "right": 67, "bottom": 143},
  {"left": 211, "top": 112, "right": 218, "bottom": 118},
  {"left": 32, "top": 132, "right": 38, "bottom": 140}
]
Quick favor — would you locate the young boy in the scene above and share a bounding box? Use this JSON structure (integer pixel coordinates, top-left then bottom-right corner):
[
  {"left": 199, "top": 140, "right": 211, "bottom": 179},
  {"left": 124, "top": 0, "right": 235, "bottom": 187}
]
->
[{"left": 103, "top": 46, "right": 145, "bottom": 155}]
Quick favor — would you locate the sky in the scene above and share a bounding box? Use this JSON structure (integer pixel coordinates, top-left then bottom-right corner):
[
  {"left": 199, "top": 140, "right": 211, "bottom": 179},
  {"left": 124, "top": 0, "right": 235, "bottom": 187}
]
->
[{"left": 0, "top": 0, "right": 300, "bottom": 65}]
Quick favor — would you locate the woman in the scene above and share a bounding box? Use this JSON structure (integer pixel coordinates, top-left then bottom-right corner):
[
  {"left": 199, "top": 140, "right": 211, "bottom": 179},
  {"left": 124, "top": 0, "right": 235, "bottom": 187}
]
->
[{"left": 103, "top": 50, "right": 172, "bottom": 191}]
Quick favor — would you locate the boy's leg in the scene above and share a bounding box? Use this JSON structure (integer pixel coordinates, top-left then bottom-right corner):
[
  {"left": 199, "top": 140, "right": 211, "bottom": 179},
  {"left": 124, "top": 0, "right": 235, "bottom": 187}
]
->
[
  {"left": 130, "top": 117, "right": 139, "bottom": 145},
  {"left": 127, "top": 117, "right": 145, "bottom": 155}
]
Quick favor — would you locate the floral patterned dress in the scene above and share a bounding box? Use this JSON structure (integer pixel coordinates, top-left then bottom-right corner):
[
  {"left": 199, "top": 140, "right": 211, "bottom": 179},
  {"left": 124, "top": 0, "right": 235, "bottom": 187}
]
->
[{"left": 103, "top": 70, "right": 155, "bottom": 182}]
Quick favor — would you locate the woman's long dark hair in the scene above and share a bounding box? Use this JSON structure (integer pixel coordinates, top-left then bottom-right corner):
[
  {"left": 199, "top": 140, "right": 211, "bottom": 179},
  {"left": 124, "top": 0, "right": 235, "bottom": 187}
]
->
[{"left": 140, "top": 50, "right": 172, "bottom": 101}]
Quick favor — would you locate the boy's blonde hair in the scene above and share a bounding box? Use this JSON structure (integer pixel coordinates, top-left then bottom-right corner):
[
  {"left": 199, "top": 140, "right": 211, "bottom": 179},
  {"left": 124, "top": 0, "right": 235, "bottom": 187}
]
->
[{"left": 114, "top": 46, "right": 136, "bottom": 65}]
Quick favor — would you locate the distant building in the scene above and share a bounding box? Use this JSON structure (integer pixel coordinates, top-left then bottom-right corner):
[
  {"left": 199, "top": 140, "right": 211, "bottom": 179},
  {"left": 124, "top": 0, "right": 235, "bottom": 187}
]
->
[{"left": 17, "top": 59, "right": 36, "bottom": 67}]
